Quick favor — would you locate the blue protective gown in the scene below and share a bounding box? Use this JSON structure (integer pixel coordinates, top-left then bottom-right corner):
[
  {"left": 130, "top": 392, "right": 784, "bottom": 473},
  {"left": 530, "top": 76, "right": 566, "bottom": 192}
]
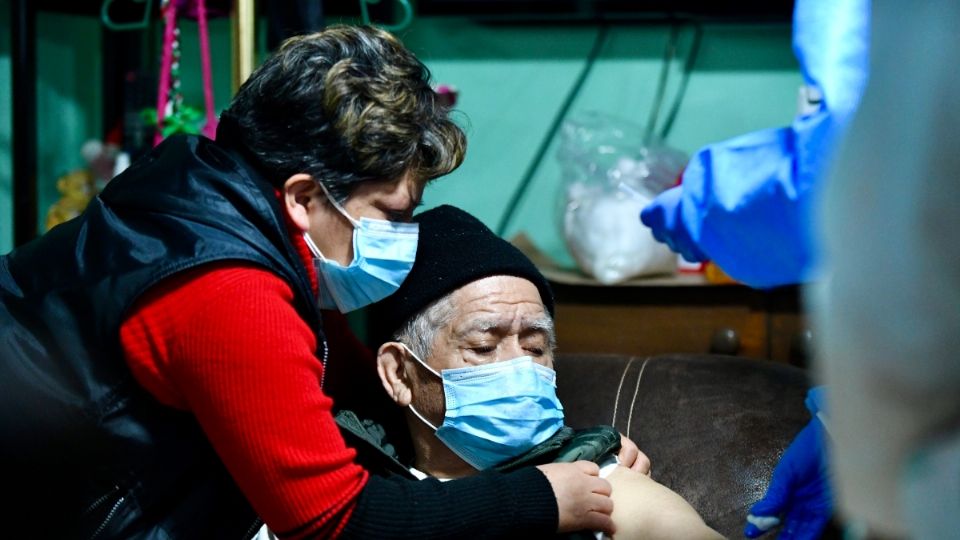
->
[{"left": 640, "top": 0, "right": 870, "bottom": 288}]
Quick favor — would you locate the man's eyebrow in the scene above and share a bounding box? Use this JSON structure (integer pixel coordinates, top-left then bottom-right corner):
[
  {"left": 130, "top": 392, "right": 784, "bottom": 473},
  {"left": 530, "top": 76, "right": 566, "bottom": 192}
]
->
[
  {"left": 523, "top": 315, "right": 557, "bottom": 351},
  {"left": 456, "top": 317, "right": 505, "bottom": 336},
  {"left": 455, "top": 315, "right": 554, "bottom": 336},
  {"left": 521, "top": 315, "right": 554, "bottom": 335}
]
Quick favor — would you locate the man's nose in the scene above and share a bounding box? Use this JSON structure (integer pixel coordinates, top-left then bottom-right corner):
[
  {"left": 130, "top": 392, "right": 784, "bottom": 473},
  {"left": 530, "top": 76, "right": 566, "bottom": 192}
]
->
[{"left": 500, "top": 338, "right": 525, "bottom": 361}]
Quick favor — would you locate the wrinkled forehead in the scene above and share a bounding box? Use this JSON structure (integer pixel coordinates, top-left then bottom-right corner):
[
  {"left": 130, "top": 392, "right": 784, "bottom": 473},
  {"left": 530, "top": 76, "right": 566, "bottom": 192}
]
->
[{"left": 447, "top": 276, "right": 549, "bottom": 336}]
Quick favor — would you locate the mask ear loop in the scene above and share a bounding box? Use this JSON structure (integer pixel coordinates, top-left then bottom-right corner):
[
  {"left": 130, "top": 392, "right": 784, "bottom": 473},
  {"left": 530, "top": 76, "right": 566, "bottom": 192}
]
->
[
  {"left": 398, "top": 342, "right": 442, "bottom": 378},
  {"left": 303, "top": 180, "right": 359, "bottom": 263},
  {"left": 408, "top": 402, "right": 440, "bottom": 431},
  {"left": 398, "top": 342, "right": 443, "bottom": 431},
  {"left": 302, "top": 231, "right": 329, "bottom": 262},
  {"left": 317, "top": 181, "right": 360, "bottom": 228}
]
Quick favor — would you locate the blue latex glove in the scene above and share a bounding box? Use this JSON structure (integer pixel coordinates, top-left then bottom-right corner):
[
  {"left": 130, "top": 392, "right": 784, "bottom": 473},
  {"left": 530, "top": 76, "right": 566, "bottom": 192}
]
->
[
  {"left": 745, "top": 387, "right": 831, "bottom": 540},
  {"left": 639, "top": 0, "right": 869, "bottom": 289},
  {"left": 638, "top": 186, "right": 708, "bottom": 263}
]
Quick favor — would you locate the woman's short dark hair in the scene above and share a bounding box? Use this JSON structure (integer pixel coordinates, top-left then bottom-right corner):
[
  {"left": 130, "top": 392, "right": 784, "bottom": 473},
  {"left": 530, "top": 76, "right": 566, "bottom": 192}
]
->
[{"left": 218, "top": 25, "right": 465, "bottom": 201}]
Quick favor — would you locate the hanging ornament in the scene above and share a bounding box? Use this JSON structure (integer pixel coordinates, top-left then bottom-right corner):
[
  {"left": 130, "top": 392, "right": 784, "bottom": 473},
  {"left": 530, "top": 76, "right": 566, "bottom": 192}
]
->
[{"left": 153, "top": 0, "right": 218, "bottom": 145}]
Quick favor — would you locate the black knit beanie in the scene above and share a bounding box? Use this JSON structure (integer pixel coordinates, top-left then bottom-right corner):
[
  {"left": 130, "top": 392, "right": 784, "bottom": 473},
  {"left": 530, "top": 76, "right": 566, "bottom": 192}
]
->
[{"left": 368, "top": 205, "right": 555, "bottom": 346}]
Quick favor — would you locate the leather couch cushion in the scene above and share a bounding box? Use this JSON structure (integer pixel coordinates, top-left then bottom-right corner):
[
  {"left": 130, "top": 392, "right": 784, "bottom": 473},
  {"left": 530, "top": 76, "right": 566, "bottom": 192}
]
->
[{"left": 555, "top": 353, "right": 811, "bottom": 537}]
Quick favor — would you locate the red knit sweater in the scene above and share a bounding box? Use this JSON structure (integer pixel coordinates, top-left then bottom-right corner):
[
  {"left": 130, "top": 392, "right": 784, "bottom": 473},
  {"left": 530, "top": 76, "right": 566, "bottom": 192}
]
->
[{"left": 119, "top": 229, "right": 367, "bottom": 538}]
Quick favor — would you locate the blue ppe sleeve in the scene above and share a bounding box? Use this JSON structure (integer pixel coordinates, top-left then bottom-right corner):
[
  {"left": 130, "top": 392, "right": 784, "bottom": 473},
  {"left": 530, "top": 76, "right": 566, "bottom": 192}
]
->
[{"left": 641, "top": 0, "right": 869, "bottom": 288}]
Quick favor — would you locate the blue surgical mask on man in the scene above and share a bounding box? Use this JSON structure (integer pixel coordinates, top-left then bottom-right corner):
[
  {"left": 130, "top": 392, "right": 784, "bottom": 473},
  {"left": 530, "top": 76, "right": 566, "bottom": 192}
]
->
[
  {"left": 402, "top": 344, "right": 565, "bottom": 471},
  {"left": 303, "top": 182, "right": 418, "bottom": 313}
]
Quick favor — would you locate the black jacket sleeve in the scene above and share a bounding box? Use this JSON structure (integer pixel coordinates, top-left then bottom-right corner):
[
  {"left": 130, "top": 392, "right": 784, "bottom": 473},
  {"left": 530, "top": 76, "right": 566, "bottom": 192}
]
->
[{"left": 338, "top": 467, "right": 558, "bottom": 539}]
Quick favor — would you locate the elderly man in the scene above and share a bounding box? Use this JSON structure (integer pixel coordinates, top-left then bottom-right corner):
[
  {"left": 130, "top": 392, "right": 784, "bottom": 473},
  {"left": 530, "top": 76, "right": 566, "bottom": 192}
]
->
[{"left": 354, "top": 205, "right": 723, "bottom": 539}]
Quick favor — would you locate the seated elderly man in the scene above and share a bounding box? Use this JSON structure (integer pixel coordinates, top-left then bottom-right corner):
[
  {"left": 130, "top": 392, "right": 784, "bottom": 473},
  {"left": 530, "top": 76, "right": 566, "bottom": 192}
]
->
[{"left": 354, "top": 205, "right": 723, "bottom": 539}]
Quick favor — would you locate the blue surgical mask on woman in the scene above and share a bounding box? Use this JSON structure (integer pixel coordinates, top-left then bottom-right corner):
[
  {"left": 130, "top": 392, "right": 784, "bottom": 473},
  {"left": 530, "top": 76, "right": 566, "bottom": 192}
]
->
[
  {"left": 302, "top": 182, "right": 418, "bottom": 313},
  {"left": 402, "top": 345, "right": 565, "bottom": 470}
]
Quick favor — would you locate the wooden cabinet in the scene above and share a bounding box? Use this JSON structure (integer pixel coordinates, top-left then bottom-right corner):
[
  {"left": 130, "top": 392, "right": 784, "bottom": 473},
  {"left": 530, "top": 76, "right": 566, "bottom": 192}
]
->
[
  {"left": 511, "top": 234, "right": 810, "bottom": 364},
  {"left": 549, "top": 275, "right": 809, "bottom": 364}
]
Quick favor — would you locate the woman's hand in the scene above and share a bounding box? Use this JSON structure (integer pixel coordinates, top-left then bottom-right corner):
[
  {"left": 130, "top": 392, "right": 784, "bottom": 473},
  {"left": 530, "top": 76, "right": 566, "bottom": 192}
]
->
[{"left": 537, "top": 461, "right": 616, "bottom": 535}]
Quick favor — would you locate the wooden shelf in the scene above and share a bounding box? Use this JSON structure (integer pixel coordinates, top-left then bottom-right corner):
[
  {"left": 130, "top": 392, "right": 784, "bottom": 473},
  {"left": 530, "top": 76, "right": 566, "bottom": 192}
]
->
[{"left": 511, "top": 234, "right": 809, "bottom": 364}]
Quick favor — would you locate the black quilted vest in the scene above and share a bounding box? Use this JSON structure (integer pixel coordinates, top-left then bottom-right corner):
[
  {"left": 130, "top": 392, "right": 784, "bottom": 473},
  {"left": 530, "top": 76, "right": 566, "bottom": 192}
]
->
[{"left": 0, "top": 135, "right": 321, "bottom": 539}]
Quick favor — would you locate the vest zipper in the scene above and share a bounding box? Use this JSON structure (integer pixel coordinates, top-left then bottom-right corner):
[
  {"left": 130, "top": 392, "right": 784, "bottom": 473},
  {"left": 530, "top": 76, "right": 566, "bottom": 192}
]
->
[
  {"left": 83, "top": 485, "right": 119, "bottom": 516},
  {"left": 243, "top": 517, "right": 264, "bottom": 539},
  {"left": 319, "top": 333, "right": 329, "bottom": 390},
  {"left": 89, "top": 495, "right": 126, "bottom": 540}
]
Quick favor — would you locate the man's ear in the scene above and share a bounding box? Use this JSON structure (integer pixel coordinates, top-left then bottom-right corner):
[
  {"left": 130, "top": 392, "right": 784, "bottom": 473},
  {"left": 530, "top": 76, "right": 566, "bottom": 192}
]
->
[
  {"left": 377, "top": 342, "right": 414, "bottom": 407},
  {"left": 282, "top": 173, "right": 320, "bottom": 232}
]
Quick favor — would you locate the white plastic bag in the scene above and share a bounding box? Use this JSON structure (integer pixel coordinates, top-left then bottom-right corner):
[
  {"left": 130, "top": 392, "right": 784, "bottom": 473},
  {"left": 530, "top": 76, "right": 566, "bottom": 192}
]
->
[{"left": 558, "top": 112, "right": 687, "bottom": 284}]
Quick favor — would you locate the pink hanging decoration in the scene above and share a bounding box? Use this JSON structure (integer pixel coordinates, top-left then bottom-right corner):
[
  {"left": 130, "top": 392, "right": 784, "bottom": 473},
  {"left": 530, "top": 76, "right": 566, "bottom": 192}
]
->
[
  {"left": 154, "top": 0, "right": 178, "bottom": 147},
  {"left": 196, "top": 0, "right": 218, "bottom": 139},
  {"left": 154, "top": 0, "right": 218, "bottom": 146}
]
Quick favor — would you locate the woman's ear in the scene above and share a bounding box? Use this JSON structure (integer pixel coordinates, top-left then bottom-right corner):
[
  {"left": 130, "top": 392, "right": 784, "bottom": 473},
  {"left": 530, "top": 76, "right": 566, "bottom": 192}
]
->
[
  {"left": 282, "top": 173, "right": 320, "bottom": 232},
  {"left": 377, "top": 342, "right": 413, "bottom": 407}
]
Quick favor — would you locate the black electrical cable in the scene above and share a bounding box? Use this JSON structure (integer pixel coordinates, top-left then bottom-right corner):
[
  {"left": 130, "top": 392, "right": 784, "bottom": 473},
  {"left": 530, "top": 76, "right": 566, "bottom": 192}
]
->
[
  {"left": 495, "top": 24, "right": 609, "bottom": 237},
  {"left": 644, "top": 24, "right": 680, "bottom": 144},
  {"left": 658, "top": 23, "right": 704, "bottom": 140}
]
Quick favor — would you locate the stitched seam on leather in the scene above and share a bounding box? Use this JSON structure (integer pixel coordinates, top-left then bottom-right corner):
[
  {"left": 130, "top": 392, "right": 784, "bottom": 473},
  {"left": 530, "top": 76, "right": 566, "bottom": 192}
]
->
[
  {"left": 611, "top": 357, "right": 639, "bottom": 430},
  {"left": 626, "top": 357, "right": 652, "bottom": 436}
]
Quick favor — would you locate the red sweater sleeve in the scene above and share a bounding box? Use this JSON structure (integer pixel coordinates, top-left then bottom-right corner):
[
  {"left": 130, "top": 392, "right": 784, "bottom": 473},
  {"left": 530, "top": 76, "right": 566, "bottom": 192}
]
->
[{"left": 120, "top": 262, "right": 367, "bottom": 538}]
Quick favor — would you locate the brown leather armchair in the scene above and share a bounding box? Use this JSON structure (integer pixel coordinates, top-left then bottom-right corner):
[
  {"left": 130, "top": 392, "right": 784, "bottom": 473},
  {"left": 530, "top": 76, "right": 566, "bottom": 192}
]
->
[{"left": 555, "top": 353, "right": 813, "bottom": 538}]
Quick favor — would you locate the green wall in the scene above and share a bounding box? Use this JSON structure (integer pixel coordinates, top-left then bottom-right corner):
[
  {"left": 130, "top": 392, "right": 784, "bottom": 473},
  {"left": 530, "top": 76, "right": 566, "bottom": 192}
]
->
[
  {"left": 400, "top": 19, "right": 800, "bottom": 266},
  {"left": 0, "top": 7, "right": 233, "bottom": 254},
  {"left": 0, "top": 10, "right": 104, "bottom": 253},
  {"left": 0, "top": 10, "right": 799, "bottom": 263}
]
